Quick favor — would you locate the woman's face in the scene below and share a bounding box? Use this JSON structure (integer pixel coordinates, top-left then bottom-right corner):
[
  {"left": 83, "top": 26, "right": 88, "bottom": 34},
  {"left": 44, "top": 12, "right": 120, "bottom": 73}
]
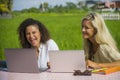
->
[
  {"left": 25, "top": 25, "right": 41, "bottom": 48},
  {"left": 82, "top": 20, "right": 95, "bottom": 40}
]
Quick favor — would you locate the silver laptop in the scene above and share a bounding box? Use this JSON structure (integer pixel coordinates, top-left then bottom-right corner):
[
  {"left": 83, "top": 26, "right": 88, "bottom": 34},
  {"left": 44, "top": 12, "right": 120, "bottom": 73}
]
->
[
  {"left": 49, "top": 50, "right": 86, "bottom": 73},
  {"left": 5, "top": 48, "right": 40, "bottom": 73}
]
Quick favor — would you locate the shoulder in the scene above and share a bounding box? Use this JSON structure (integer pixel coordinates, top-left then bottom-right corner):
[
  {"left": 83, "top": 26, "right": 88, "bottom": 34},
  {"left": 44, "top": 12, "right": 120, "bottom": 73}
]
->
[
  {"left": 99, "top": 44, "right": 118, "bottom": 52},
  {"left": 99, "top": 44, "right": 120, "bottom": 55},
  {"left": 46, "top": 39, "right": 59, "bottom": 50},
  {"left": 46, "top": 39, "right": 56, "bottom": 45},
  {"left": 99, "top": 44, "right": 111, "bottom": 50},
  {"left": 98, "top": 44, "right": 120, "bottom": 61},
  {"left": 99, "top": 44, "right": 116, "bottom": 53}
]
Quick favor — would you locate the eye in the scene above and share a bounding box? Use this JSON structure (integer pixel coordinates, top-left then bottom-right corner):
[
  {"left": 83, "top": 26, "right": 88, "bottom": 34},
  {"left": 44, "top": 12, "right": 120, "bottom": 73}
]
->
[
  {"left": 32, "top": 31, "right": 36, "bottom": 34},
  {"left": 85, "top": 26, "right": 89, "bottom": 29},
  {"left": 26, "top": 32, "right": 30, "bottom": 35},
  {"left": 83, "top": 26, "right": 89, "bottom": 30}
]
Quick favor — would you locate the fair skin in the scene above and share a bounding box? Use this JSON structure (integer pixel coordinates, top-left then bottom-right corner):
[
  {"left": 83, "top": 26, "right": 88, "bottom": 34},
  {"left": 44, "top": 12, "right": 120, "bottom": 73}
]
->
[
  {"left": 25, "top": 25, "right": 41, "bottom": 57},
  {"left": 86, "top": 60, "right": 120, "bottom": 69},
  {"left": 82, "top": 20, "right": 120, "bottom": 69},
  {"left": 82, "top": 20, "right": 99, "bottom": 57},
  {"left": 82, "top": 20, "right": 95, "bottom": 39}
]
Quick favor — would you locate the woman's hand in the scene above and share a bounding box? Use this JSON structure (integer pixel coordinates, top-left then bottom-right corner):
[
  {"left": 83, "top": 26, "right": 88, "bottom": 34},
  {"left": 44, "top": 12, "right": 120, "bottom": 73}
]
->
[
  {"left": 86, "top": 60, "right": 101, "bottom": 69},
  {"left": 47, "top": 62, "right": 50, "bottom": 69}
]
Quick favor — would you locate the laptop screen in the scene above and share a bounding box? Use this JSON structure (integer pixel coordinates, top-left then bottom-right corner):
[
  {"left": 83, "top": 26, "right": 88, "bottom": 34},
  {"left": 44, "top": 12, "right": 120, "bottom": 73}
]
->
[
  {"left": 5, "top": 48, "right": 40, "bottom": 73},
  {"left": 49, "top": 50, "right": 86, "bottom": 72}
]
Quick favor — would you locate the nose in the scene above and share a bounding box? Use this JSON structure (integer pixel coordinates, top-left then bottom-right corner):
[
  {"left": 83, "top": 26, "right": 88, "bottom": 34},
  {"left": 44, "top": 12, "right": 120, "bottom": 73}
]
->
[
  {"left": 82, "top": 27, "right": 85, "bottom": 32},
  {"left": 29, "top": 33, "right": 34, "bottom": 39}
]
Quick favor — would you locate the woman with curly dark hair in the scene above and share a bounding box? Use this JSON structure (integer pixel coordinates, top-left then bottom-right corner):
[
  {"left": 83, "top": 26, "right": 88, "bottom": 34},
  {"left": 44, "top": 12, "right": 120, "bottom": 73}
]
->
[
  {"left": 0, "top": 18, "right": 59, "bottom": 71},
  {"left": 17, "top": 18, "right": 59, "bottom": 71}
]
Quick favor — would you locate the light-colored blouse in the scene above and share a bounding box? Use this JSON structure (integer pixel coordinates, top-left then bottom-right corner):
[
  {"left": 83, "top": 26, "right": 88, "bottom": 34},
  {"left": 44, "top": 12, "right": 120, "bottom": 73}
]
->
[
  {"left": 87, "top": 44, "right": 120, "bottom": 63},
  {"left": 37, "top": 39, "right": 59, "bottom": 71}
]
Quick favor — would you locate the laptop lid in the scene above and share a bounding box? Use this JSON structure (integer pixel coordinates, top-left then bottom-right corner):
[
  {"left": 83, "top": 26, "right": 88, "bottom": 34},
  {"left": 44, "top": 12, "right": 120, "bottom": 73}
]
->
[
  {"left": 5, "top": 48, "right": 40, "bottom": 73},
  {"left": 49, "top": 50, "right": 86, "bottom": 73}
]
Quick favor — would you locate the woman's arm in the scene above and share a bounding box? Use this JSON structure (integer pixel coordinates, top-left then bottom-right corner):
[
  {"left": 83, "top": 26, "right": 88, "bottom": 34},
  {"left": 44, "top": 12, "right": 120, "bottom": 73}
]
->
[
  {"left": 98, "top": 60, "right": 120, "bottom": 68},
  {"left": 47, "top": 39, "right": 59, "bottom": 50},
  {"left": 86, "top": 60, "right": 120, "bottom": 69},
  {"left": 87, "top": 45, "right": 120, "bottom": 69}
]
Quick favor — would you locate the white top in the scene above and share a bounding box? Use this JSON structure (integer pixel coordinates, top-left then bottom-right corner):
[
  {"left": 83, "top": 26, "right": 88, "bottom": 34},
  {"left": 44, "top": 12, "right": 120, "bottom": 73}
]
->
[{"left": 37, "top": 39, "right": 59, "bottom": 71}]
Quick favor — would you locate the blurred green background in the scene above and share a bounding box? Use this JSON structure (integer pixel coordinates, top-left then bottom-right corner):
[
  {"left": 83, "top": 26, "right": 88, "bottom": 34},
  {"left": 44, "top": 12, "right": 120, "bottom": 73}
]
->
[
  {"left": 0, "top": 0, "right": 120, "bottom": 60},
  {"left": 0, "top": 11, "right": 120, "bottom": 60}
]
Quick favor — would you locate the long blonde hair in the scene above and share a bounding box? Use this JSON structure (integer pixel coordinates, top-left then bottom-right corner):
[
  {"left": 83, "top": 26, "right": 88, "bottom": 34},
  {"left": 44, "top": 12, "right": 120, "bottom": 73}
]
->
[{"left": 81, "top": 13, "right": 119, "bottom": 58}]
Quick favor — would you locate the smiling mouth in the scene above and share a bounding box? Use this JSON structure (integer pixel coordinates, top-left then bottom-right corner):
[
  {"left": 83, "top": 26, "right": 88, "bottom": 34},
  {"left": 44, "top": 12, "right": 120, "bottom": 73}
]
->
[
  {"left": 30, "top": 39, "right": 37, "bottom": 44},
  {"left": 83, "top": 33, "right": 88, "bottom": 35}
]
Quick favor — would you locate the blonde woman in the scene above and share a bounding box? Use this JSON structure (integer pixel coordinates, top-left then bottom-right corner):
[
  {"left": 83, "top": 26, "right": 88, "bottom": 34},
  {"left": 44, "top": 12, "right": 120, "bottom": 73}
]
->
[{"left": 81, "top": 13, "right": 120, "bottom": 69}]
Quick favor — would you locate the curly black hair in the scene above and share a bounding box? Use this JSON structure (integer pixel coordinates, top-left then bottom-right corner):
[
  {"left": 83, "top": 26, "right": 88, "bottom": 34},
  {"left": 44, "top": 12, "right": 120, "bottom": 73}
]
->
[{"left": 17, "top": 18, "right": 50, "bottom": 48}]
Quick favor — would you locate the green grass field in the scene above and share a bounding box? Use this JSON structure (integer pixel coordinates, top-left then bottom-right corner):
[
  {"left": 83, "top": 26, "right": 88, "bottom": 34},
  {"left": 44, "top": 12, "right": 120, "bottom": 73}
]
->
[{"left": 0, "top": 12, "right": 120, "bottom": 59}]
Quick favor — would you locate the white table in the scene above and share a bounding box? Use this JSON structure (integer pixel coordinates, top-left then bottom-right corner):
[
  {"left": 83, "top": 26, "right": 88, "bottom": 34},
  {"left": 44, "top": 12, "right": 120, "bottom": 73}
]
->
[{"left": 0, "top": 70, "right": 120, "bottom": 80}]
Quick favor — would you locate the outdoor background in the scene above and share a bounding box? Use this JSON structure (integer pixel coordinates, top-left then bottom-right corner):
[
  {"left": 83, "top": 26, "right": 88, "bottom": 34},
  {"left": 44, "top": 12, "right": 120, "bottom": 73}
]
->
[{"left": 0, "top": 0, "right": 120, "bottom": 60}]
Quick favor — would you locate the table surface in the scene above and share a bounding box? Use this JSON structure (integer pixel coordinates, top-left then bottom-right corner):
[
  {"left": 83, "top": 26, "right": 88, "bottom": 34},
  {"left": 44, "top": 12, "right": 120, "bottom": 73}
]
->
[{"left": 0, "top": 70, "right": 120, "bottom": 80}]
